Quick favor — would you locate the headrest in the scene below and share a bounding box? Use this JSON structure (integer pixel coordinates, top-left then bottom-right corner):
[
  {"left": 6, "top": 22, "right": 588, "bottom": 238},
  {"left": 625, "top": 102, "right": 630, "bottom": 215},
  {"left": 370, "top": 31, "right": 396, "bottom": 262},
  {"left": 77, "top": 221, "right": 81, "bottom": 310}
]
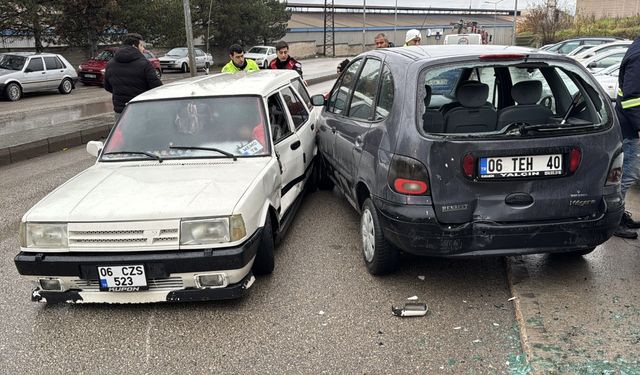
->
[
  {"left": 456, "top": 81, "right": 489, "bottom": 108},
  {"left": 512, "top": 80, "right": 542, "bottom": 105},
  {"left": 424, "top": 85, "right": 432, "bottom": 107}
]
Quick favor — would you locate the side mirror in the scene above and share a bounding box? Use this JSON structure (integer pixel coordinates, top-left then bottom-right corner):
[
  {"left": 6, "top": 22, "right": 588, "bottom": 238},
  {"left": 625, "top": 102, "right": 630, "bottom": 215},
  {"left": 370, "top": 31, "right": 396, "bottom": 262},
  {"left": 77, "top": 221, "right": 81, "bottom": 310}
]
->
[
  {"left": 311, "top": 94, "right": 325, "bottom": 106},
  {"left": 86, "top": 141, "right": 104, "bottom": 157}
]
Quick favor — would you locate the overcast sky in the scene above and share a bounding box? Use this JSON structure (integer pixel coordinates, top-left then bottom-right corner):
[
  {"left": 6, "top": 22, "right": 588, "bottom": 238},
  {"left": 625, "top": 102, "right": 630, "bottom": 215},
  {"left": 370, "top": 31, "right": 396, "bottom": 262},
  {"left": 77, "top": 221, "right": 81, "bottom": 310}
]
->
[{"left": 290, "top": 0, "right": 576, "bottom": 13}]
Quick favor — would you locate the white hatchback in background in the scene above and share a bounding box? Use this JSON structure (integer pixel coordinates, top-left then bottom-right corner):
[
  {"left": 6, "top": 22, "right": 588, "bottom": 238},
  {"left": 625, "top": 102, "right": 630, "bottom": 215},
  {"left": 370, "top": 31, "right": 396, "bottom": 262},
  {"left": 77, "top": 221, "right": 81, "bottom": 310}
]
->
[
  {"left": 15, "top": 70, "right": 319, "bottom": 304},
  {"left": 581, "top": 48, "right": 627, "bottom": 73},
  {"left": 159, "top": 47, "right": 214, "bottom": 73},
  {"left": 571, "top": 40, "right": 632, "bottom": 62},
  {"left": 593, "top": 63, "right": 621, "bottom": 101},
  {"left": 245, "top": 46, "right": 277, "bottom": 69}
]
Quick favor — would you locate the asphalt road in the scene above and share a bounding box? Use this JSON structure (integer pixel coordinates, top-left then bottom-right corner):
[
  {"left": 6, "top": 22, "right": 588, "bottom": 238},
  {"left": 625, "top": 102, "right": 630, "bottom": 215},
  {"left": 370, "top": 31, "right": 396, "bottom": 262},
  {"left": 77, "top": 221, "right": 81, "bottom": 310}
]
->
[{"left": 2, "top": 78, "right": 640, "bottom": 374}]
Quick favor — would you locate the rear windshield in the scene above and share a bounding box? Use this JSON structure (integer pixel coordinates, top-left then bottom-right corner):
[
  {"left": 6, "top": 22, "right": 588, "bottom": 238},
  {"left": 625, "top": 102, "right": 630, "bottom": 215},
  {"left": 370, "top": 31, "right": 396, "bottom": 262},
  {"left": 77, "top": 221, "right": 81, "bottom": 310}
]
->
[
  {"left": 418, "top": 59, "right": 611, "bottom": 137},
  {"left": 102, "top": 96, "right": 270, "bottom": 161}
]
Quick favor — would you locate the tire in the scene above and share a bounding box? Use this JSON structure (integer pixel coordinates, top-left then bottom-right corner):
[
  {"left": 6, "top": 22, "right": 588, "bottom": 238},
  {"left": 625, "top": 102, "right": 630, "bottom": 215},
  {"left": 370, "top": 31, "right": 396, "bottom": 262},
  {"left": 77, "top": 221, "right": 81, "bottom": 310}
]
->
[
  {"left": 155, "top": 68, "right": 162, "bottom": 79},
  {"left": 5, "top": 82, "right": 21, "bottom": 101},
  {"left": 252, "top": 214, "right": 275, "bottom": 275},
  {"left": 204, "top": 62, "right": 210, "bottom": 71},
  {"left": 181, "top": 62, "right": 189, "bottom": 73},
  {"left": 263, "top": 61, "right": 269, "bottom": 69},
  {"left": 361, "top": 198, "right": 398, "bottom": 275},
  {"left": 58, "top": 78, "right": 73, "bottom": 94}
]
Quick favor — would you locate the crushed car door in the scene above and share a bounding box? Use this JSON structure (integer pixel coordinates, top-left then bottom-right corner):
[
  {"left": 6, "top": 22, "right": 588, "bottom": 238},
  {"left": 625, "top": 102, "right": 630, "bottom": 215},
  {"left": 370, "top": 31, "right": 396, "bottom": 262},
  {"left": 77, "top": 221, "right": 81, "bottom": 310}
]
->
[{"left": 267, "top": 92, "right": 304, "bottom": 216}]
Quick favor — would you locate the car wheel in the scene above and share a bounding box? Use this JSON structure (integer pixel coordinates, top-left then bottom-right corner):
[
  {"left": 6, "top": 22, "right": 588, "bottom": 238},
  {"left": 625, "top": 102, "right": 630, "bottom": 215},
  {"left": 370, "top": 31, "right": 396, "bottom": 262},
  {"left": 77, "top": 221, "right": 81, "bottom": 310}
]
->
[
  {"left": 361, "top": 198, "right": 398, "bottom": 275},
  {"left": 5, "top": 82, "right": 21, "bottom": 101},
  {"left": 204, "top": 62, "right": 210, "bottom": 71},
  {"left": 155, "top": 68, "right": 162, "bottom": 79},
  {"left": 252, "top": 214, "right": 275, "bottom": 275},
  {"left": 263, "top": 61, "right": 269, "bottom": 69},
  {"left": 58, "top": 78, "right": 73, "bottom": 94},
  {"left": 181, "top": 62, "right": 189, "bottom": 73}
]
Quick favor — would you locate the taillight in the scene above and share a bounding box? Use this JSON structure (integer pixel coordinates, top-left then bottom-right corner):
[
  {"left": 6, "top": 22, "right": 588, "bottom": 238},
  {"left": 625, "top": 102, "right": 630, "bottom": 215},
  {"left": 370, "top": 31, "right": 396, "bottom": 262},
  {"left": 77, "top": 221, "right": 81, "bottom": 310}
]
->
[
  {"left": 388, "top": 154, "right": 430, "bottom": 196},
  {"left": 479, "top": 54, "right": 525, "bottom": 60},
  {"left": 606, "top": 153, "right": 623, "bottom": 185},
  {"left": 569, "top": 147, "right": 581, "bottom": 173},
  {"left": 463, "top": 154, "right": 475, "bottom": 178}
]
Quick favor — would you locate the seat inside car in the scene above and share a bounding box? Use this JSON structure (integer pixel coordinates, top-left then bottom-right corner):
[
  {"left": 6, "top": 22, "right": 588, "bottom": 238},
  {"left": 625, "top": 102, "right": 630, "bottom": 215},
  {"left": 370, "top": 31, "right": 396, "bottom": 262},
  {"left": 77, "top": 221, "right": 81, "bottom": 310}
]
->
[
  {"left": 443, "top": 81, "right": 497, "bottom": 133},
  {"left": 497, "top": 80, "right": 554, "bottom": 129},
  {"left": 422, "top": 85, "right": 445, "bottom": 132}
]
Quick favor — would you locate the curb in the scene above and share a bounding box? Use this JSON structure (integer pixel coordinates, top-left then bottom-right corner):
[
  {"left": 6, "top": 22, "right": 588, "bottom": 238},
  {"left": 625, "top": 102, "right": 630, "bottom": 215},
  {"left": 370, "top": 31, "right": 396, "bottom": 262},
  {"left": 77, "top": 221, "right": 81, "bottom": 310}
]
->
[{"left": 0, "top": 72, "right": 337, "bottom": 166}]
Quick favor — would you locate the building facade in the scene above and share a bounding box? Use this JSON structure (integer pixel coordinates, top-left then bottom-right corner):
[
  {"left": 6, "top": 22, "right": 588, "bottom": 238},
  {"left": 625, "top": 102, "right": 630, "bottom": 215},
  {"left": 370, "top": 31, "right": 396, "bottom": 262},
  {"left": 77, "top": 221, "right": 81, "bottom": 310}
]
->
[{"left": 576, "top": 0, "right": 640, "bottom": 18}]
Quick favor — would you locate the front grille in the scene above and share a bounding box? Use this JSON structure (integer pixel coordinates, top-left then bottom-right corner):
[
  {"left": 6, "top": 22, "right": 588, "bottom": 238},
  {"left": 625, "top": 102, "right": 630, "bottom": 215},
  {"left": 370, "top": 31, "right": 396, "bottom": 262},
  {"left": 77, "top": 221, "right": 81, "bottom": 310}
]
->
[
  {"left": 71, "top": 277, "right": 184, "bottom": 291},
  {"left": 68, "top": 221, "right": 180, "bottom": 250}
]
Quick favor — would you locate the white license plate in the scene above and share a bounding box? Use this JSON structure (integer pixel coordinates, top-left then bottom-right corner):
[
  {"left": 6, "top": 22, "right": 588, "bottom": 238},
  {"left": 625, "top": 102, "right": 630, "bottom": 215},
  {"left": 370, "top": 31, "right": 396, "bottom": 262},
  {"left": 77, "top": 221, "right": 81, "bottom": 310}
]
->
[
  {"left": 479, "top": 154, "right": 563, "bottom": 178},
  {"left": 98, "top": 265, "right": 147, "bottom": 291},
  {"left": 84, "top": 73, "right": 96, "bottom": 78}
]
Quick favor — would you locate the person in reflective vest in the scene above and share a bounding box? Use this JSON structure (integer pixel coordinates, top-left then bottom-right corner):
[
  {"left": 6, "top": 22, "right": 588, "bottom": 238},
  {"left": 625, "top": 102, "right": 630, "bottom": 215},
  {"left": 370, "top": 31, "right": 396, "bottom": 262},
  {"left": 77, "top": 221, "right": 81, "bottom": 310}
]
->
[
  {"left": 221, "top": 44, "right": 260, "bottom": 73},
  {"left": 614, "top": 36, "right": 640, "bottom": 239},
  {"left": 268, "top": 41, "right": 303, "bottom": 78}
]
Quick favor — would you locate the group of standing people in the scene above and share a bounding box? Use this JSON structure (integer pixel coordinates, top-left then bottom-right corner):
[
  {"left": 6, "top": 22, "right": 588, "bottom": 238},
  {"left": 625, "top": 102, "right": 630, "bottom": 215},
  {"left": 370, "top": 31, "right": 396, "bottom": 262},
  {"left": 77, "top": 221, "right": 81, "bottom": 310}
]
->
[{"left": 221, "top": 40, "right": 303, "bottom": 78}]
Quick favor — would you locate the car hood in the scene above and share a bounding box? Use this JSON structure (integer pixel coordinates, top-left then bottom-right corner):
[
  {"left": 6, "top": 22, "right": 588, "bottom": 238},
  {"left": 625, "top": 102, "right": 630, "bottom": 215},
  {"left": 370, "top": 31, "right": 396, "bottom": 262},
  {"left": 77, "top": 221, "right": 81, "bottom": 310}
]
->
[
  {"left": 0, "top": 69, "right": 20, "bottom": 77},
  {"left": 245, "top": 53, "right": 266, "bottom": 60},
  {"left": 80, "top": 59, "right": 108, "bottom": 70},
  {"left": 24, "top": 159, "right": 270, "bottom": 222}
]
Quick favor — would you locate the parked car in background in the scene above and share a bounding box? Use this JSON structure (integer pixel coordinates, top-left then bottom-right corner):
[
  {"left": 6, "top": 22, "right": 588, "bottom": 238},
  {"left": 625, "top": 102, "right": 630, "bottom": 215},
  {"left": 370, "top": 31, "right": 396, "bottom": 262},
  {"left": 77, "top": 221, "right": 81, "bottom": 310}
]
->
[
  {"left": 79, "top": 48, "right": 162, "bottom": 86},
  {"left": 571, "top": 40, "right": 632, "bottom": 61},
  {"left": 545, "top": 37, "right": 622, "bottom": 55},
  {"left": 0, "top": 52, "right": 78, "bottom": 101},
  {"left": 444, "top": 34, "right": 482, "bottom": 45},
  {"left": 566, "top": 44, "right": 597, "bottom": 57},
  {"left": 159, "top": 47, "right": 213, "bottom": 73},
  {"left": 312, "top": 45, "right": 623, "bottom": 275},
  {"left": 593, "top": 63, "right": 620, "bottom": 101},
  {"left": 15, "top": 70, "right": 319, "bottom": 304},
  {"left": 245, "top": 45, "right": 276, "bottom": 69},
  {"left": 539, "top": 43, "right": 557, "bottom": 51},
  {"left": 581, "top": 49, "right": 627, "bottom": 73}
]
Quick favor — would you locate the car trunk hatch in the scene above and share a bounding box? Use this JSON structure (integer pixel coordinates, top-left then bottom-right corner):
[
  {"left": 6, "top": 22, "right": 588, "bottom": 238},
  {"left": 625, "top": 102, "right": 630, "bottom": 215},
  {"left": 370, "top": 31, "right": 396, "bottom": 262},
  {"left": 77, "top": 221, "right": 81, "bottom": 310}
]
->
[{"left": 427, "top": 137, "right": 608, "bottom": 224}]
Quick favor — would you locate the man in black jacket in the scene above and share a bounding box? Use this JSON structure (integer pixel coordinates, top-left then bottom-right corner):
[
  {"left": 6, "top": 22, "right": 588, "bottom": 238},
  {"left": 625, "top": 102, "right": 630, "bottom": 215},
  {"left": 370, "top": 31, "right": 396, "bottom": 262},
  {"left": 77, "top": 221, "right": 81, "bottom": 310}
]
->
[{"left": 105, "top": 33, "right": 162, "bottom": 122}]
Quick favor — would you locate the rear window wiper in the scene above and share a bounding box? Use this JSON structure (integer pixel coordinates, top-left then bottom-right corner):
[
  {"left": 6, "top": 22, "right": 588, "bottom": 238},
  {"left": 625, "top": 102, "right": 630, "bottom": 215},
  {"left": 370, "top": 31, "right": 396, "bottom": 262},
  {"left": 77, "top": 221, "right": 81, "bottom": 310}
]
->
[
  {"left": 169, "top": 146, "right": 237, "bottom": 161},
  {"left": 103, "top": 151, "right": 163, "bottom": 162}
]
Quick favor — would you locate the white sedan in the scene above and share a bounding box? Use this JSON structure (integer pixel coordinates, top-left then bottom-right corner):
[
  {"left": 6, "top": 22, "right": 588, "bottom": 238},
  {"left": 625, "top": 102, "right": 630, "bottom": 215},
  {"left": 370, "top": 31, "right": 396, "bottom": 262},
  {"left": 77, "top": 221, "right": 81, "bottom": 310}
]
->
[
  {"left": 245, "top": 45, "right": 277, "bottom": 69},
  {"left": 159, "top": 47, "right": 213, "bottom": 73},
  {"left": 15, "top": 70, "right": 319, "bottom": 303}
]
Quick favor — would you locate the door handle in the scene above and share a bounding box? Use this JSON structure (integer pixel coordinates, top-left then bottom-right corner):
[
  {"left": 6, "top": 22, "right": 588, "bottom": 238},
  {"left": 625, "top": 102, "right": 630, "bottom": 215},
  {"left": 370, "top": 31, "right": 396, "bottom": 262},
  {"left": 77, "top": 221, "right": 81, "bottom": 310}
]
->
[
  {"left": 310, "top": 123, "right": 315, "bottom": 130},
  {"left": 290, "top": 140, "right": 301, "bottom": 150},
  {"left": 331, "top": 126, "right": 336, "bottom": 134},
  {"left": 41, "top": 72, "right": 46, "bottom": 74},
  {"left": 354, "top": 136, "right": 364, "bottom": 153}
]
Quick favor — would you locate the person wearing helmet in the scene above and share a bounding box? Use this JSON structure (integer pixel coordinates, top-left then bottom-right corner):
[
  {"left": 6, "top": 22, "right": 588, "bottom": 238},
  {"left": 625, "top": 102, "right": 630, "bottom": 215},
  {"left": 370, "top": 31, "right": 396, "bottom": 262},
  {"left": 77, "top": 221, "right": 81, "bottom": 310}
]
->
[{"left": 404, "top": 29, "right": 422, "bottom": 46}]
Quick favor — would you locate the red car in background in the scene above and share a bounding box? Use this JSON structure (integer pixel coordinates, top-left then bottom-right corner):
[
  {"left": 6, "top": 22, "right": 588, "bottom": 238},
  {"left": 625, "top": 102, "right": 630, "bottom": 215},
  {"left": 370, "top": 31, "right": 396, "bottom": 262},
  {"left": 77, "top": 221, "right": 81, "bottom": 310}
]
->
[{"left": 78, "top": 47, "right": 162, "bottom": 86}]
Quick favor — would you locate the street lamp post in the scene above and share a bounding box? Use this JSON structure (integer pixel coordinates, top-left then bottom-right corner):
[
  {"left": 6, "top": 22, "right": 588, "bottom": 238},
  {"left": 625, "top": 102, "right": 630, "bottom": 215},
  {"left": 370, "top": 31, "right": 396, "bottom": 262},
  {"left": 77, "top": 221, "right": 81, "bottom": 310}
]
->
[
  {"left": 512, "top": 0, "right": 518, "bottom": 46},
  {"left": 484, "top": 0, "right": 505, "bottom": 44},
  {"left": 362, "top": 0, "right": 366, "bottom": 52},
  {"left": 394, "top": 0, "right": 398, "bottom": 47}
]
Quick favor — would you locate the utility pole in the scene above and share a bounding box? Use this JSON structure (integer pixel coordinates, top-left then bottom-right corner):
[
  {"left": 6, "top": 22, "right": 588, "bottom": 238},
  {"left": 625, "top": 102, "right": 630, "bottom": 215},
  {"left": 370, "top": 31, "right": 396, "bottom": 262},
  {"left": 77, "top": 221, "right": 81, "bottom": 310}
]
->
[
  {"left": 362, "top": 0, "right": 366, "bottom": 52},
  {"left": 182, "top": 0, "right": 197, "bottom": 78},
  {"left": 484, "top": 0, "right": 505, "bottom": 44},
  {"left": 512, "top": 0, "right": 518, "bottom": 46},
  {"left": 394, "top": 0, "right": 398, "bottom": 47}
]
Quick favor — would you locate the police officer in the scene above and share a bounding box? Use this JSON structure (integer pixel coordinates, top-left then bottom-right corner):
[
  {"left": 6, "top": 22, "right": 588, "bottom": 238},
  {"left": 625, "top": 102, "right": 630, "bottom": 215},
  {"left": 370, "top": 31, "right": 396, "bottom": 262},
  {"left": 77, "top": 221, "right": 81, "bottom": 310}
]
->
[
  {"left": 614, "top": 36, "right": 640, "bottom": 239},
  {"left": 268, "top": 41, "right": 303, "bottom": 78},
  {"left": 221, "top": 44, "right": 260, "bottom": 73}
]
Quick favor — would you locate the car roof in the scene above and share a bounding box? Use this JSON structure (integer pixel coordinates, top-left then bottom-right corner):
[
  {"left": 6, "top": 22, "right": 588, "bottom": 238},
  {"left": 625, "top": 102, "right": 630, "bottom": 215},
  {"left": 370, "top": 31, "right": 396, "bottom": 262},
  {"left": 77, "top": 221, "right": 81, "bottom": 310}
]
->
[
  {"left": 0, "top": 52, "right": 60, "bottom": 57},
  {"left": 370, "top": 45, "right": 546, "bottom": 62},
  {"left": 131, "top": 70, "right": 300, "bottom": 102},
  {"left": 582, "top": 48, "right": 628, "bottom": 63}
]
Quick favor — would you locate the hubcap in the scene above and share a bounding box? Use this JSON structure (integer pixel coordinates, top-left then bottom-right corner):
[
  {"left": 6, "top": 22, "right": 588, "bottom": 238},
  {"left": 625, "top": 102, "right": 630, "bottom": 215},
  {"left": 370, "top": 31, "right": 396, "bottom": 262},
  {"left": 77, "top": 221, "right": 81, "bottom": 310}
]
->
[
  {"left": 361, "top": 208, "right": 375, "bottom": 262},
  {"left": 62, "top": 80, "right": 71, "bottom": 92},
  {"left": 8, "top": 85, "right": 19, "bottom": 100}
]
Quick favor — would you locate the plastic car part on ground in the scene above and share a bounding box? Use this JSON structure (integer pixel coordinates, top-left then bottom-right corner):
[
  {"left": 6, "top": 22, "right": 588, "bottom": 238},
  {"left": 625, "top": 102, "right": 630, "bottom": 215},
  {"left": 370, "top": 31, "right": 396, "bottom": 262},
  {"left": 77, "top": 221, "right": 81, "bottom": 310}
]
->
[{"left": 391, "top": 302, "right": 429, "bottom": 317}]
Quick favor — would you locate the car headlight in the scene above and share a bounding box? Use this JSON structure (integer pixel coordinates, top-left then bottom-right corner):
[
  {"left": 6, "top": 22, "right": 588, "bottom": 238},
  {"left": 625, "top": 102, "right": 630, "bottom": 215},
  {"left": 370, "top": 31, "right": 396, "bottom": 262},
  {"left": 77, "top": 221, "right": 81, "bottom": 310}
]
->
[
  {"left": 180, "top": 215, "right": 246, "bottom": 245},
  {"left": 22, "top": 223, "right": 68, "bottom": 248},
  {"left": 78, "top": 65, "right": 83, "bottom": 70}
]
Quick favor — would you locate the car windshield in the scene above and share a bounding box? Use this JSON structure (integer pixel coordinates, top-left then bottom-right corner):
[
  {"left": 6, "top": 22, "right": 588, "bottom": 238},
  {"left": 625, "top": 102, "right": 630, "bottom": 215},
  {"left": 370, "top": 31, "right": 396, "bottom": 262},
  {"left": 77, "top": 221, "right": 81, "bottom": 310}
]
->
[
  {"left": 166, "top": 48, "right": 188, "bottom": 57},
  {"left": 0, "top": 54, "right": 27, "bottom": 70},
  {"left": 95, "top": 50, "right": 113, "bottom": 61},
  {"left": 420, "top": 59, "right": 611, "bottom": 137},
  {"left": 248, "top": 47, "right": 268, "bottom": 54},
  {"left": 102, "top": 96, "right": 270, "bottom": 161}
]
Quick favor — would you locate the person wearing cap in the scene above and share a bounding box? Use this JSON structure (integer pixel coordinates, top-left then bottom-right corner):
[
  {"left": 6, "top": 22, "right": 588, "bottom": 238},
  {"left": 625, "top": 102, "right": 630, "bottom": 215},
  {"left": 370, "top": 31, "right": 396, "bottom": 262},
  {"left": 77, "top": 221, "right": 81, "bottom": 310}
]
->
[
  {"left": 221, "top": 44, "right": 260, "bottom": 73},
  {"left": 404, "top": 29, "right": 422, "bottom": 46}
]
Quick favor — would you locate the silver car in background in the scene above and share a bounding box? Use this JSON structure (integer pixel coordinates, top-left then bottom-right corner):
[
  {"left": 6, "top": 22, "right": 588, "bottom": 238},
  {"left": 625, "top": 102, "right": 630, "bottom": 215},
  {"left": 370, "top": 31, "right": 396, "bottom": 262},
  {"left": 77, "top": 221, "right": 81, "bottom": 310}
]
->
[{"left": 0, "top": 52, "right": 78, "bottom": 101}]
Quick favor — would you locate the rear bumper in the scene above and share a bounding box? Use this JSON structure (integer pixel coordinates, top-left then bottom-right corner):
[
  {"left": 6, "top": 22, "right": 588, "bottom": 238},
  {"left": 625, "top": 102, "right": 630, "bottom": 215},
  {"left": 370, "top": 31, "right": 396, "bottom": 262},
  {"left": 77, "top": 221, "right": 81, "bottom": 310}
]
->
[
  {"left": 79, "top": 71, "right": 104, "bottom": 84},
  {"left": 15, "top": 228, "right": 262, "bottom": 303},
  {"left": 373, "top": 196, "right": 624, "bottom": 257}
]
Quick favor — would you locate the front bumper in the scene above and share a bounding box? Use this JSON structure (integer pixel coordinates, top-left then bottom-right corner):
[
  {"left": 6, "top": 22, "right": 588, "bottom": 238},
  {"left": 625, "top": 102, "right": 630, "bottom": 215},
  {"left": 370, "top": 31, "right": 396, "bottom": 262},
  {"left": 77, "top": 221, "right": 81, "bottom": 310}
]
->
[
  {"left": 15, "top": 228, "right": 262, "bottom": 303},
  {"left": 79, "top": 71, "right": 104, "bottom": 85},
  {"left": 374, "top": 195, "right": 623, "bottom": 257}
]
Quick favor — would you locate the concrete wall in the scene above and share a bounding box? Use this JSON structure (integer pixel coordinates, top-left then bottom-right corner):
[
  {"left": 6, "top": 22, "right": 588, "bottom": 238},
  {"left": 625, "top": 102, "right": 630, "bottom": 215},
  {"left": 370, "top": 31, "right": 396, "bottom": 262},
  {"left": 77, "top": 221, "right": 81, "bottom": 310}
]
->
[{"left": 576, "top": 0, "right": 640, "bottom": 18}]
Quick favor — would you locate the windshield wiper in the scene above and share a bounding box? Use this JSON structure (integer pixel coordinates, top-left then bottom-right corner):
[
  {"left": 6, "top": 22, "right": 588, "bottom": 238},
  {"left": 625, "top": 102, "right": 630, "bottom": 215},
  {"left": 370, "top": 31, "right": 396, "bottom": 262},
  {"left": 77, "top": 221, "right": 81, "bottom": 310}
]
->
[
  {"left": 502, "top": 122, "right": 597, "bottom": 136},
  {"left": 103, "top": 151, "right": 163, "bottom": 162},
  {"left": 169, "top": 146, "right": 237, "bottom": 161}
]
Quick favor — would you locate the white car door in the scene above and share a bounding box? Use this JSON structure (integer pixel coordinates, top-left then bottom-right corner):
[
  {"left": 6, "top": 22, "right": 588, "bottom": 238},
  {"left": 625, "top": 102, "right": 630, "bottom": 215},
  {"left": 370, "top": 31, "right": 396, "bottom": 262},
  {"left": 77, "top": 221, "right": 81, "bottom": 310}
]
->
[
  {"left": 284, "top": 81, "right": 317, "bottom": 175},
  {"left": 195, "top": 49, "right": 205, "bottom": 68},
  {"left": 22, "top": 56, "right": 46, "bottom": 92},
  {"left": 267, "top": 92, "right": 304, "bottom": 216},
  {"left": 43, "top": 56, "right": 65, "bottom": 88}
]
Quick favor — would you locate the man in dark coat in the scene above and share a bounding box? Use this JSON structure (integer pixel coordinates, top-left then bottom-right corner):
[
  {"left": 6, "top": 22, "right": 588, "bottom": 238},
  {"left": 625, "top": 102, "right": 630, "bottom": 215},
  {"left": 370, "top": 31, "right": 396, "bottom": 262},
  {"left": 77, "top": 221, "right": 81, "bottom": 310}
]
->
[
  {"left": 104, "top": 33, "right": 162, "bottom": 122},
  {"left": 613, "top": 36, "right": 640, "bottom": 239},
  {"left": 268, "top": 41, "right": 303, "bottom": 78}
]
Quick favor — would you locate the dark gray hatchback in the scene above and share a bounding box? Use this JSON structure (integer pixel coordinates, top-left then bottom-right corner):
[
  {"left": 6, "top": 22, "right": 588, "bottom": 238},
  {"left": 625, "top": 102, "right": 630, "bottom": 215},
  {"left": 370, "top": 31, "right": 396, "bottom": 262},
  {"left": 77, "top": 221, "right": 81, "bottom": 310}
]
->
[{"left": 312, "top": 45, "right": 624, "bottom": 275}]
